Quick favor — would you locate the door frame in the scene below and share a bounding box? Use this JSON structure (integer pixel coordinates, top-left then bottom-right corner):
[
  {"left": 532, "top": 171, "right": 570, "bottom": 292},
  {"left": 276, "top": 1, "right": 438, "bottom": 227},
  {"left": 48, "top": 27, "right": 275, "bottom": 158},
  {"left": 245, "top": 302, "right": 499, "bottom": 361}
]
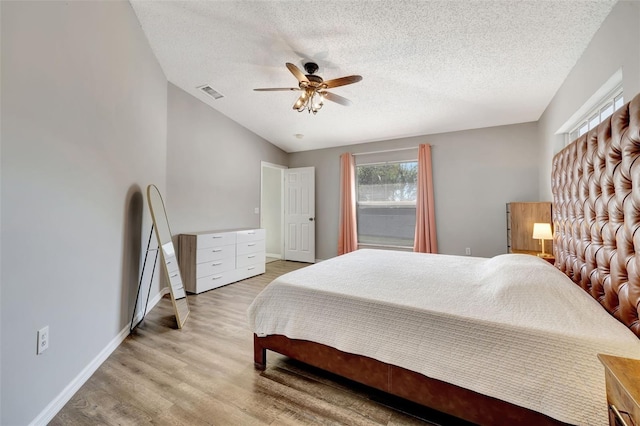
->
[{"left": 260, "top": 161, "right": 287, "bottom": 259}]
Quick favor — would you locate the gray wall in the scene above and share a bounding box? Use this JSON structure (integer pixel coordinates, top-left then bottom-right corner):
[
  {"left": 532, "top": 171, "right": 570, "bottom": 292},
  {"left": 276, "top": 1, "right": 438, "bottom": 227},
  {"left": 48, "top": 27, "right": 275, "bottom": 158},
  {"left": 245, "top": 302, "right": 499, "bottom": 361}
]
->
[
  {"left": 1, "top": 2, "right": 167, "bottom": 425},
  {"left": 290, "top": 122, "right": 539, "bottom": 260},
  {"left": 538, "top": 0, "right": 640, "bottom": 201},
  {"left": 166, "top": 84, "right": 288, "bottom": 235}
]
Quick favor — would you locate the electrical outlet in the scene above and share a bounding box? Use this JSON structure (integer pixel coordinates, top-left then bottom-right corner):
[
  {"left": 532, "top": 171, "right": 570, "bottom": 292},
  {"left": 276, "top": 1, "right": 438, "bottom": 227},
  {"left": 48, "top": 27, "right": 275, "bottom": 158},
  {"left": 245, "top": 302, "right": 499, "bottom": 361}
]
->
[
  {"left": 465, "top": 247, "right": 472, "bottom": 256},
  {"left": 254, "top": 207, "right": 260, "bottom": 214},
  {"left": 37, "top": 326, "right": 49, "bottom": 355}
]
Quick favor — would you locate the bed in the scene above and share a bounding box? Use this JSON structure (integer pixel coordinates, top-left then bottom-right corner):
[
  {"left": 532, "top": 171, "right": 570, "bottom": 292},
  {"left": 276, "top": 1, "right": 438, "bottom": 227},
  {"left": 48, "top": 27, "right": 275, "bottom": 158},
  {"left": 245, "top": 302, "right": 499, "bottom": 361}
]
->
[{"left": 248, "top": 93, "right": 640, "bottom": 425}]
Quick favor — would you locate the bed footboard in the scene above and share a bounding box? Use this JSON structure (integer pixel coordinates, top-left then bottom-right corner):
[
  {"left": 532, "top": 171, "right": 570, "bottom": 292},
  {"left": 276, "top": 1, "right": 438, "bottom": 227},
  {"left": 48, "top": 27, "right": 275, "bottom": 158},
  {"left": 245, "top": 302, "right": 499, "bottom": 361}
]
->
[{"left": 253, "top": 334, "right": 568, "bottom": 426}]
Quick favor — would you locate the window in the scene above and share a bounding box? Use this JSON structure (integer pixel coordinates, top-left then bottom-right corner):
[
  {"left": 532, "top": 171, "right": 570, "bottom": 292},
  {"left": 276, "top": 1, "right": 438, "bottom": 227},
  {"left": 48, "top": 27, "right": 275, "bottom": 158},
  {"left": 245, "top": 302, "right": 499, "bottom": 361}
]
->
[
  {"left": 356, "top": 161, "right": 417, "bottom": 248},
  {"left": 568, "top": 89, "right": 624, "bottom": 142}
]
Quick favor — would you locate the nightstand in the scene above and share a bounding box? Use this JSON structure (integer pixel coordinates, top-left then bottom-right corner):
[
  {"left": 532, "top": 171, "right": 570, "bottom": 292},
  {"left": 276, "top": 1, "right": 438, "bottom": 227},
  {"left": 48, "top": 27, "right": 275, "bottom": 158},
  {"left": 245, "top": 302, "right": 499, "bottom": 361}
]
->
[
  {"left": 540, "top": 255, "right": 555, "bottom": 265},
  {"left": 598, "top": 354, "right": 640, "bottom": 426},
  {"left": 512, "top": 249, "right": 555, "bottom": 265},
  {"left": 535, "top": 251, "right": 555, "bottom": 265}
]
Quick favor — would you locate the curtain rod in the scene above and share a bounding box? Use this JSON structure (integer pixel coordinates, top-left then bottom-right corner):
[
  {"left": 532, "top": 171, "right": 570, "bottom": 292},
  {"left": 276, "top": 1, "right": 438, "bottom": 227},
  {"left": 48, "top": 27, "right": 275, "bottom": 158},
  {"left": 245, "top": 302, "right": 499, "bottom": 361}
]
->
[{"left": 351, "top": 146, "right": 421, "bottom": 156}]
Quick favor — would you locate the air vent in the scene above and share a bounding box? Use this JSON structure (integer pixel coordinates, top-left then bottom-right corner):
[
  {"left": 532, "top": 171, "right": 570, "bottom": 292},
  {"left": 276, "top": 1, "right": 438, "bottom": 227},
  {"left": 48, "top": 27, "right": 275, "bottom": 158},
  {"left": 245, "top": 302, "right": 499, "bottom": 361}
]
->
[{"left": 197, "top": 85, "right": 224, "bottom": 100}]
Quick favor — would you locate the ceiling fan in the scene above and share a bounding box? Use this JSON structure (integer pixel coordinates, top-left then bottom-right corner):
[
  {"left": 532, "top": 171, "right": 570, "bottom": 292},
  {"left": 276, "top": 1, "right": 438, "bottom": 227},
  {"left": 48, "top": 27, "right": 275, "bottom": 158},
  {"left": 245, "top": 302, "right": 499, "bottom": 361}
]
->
[{"left": 254, "top": 62, "right": 362, "bottom": 115}]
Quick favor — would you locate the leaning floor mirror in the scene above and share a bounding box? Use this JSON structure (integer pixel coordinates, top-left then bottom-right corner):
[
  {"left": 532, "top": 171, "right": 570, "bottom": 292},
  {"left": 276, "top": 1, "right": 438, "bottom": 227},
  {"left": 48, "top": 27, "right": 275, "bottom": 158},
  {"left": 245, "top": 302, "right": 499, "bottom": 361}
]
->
[{"left": 147, "top": 184, "right": 190, "bottom": 328}]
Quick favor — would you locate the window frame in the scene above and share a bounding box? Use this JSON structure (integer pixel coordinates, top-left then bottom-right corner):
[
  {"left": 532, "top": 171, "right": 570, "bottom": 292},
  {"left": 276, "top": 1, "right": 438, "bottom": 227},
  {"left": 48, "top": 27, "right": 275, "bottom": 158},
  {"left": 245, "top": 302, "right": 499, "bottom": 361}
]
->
[
  {"left": 355, "top": 159, "right": 418, "bottom": 250},
  {"left": 567, "top": 85, "right": 624, "bottom": 144}
]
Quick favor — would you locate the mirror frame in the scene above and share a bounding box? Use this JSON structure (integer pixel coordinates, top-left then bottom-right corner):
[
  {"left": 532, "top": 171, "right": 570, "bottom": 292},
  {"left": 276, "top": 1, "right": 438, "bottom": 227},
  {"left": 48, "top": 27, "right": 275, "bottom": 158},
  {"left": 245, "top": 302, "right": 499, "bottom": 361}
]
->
[{"left": 147, "top": 184, "right": 190, "bottom": 328}]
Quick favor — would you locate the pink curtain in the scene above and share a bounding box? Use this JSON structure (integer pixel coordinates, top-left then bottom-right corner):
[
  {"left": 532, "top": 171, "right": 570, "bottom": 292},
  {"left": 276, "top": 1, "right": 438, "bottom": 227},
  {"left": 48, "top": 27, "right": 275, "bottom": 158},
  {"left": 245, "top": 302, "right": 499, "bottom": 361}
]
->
[
  {"left": 414, "top": 144, "right": 438, "bottom": 253},
  {"left": 338, "top": 152, "right": 358, "bottom": 255}
]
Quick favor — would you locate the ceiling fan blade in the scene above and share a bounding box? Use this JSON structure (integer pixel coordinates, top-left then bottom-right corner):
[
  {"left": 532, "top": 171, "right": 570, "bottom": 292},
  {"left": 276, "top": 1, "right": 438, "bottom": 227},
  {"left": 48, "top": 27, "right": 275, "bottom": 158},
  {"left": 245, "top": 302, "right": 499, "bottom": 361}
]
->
[
  {"left": 286, "top": 62, "right": 310, "bottom": 85},
  {"left": 254, "top": 88, "right": 300, "bottom": 91},
  {"left": 322, "top": 91, "right": 352, "bottom": 106},
  {"left": 323, "top": 75, "right": 362, "bottom": 89}
]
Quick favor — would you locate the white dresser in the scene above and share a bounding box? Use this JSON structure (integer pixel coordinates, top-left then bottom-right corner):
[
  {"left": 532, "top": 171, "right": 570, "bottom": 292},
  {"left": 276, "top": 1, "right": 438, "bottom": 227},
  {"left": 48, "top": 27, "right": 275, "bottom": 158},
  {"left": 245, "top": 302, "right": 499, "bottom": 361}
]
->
[{"left": 178, "top": 228, "right": 266, "bottom": 294}]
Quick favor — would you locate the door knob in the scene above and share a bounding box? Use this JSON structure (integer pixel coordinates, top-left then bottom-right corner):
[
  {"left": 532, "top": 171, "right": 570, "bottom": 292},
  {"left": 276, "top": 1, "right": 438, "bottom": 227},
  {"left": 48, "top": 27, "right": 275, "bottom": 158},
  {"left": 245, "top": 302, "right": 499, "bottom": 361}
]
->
[{"left": 309, "top": 218, "right": 315, "bottom": 221}]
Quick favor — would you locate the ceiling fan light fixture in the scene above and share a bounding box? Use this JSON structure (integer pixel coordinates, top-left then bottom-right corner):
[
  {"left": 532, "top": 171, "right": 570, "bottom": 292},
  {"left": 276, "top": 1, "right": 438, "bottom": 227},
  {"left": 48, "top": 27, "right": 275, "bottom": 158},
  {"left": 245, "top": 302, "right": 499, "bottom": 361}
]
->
[
  {"left": 294, "top": 89, "right": 324, "bottom": 114},
  {"left": 256, "top": 62, "right": 362, "bottom": 116},
  {"left": 311, "top": 92, "right": 324, "bottom": 114},
  {"left": 293, "top": 91, "right": 308, "bottom": 110}
]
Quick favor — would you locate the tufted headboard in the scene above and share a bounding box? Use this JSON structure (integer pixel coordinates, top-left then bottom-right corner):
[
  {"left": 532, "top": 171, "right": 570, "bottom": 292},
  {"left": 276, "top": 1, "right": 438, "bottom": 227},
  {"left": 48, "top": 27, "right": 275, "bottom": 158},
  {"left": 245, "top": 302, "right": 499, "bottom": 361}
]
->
[{"left": 552, "top": 93, "right": 640, "bottom": 337}]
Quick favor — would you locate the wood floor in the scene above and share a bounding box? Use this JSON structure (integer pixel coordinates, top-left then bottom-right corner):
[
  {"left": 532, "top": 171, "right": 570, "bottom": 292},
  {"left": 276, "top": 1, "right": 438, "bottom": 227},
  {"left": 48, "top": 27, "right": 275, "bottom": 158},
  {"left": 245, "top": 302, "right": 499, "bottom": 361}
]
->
[{"left": 51, "top": 261, "right": 471, "bottom": 426}]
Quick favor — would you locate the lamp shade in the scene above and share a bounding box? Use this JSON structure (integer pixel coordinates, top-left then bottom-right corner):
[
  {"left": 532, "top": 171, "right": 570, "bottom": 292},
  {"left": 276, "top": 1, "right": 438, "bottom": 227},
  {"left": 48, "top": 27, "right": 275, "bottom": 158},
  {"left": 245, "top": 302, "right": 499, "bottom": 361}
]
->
[{"left": 532, "top": 222, "right": 553, "bottom": 240}]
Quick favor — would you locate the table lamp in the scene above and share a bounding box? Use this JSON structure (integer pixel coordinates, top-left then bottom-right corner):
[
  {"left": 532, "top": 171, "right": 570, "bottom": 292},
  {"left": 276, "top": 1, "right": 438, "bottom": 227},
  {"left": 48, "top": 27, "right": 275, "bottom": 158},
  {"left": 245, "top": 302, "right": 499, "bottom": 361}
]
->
[{"left": 532, "top": 222, "right": 553, "bottom": 257}]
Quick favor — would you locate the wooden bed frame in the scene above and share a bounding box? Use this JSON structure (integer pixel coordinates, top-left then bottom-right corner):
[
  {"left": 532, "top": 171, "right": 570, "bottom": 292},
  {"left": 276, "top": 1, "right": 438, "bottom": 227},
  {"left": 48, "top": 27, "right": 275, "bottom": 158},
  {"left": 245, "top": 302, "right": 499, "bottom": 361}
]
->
[
  {"left": 252, "top": 93, "right": 640, "bottom": 425},
  {"left": 254, "top": 334, "right": 567, "bottom": 425}
]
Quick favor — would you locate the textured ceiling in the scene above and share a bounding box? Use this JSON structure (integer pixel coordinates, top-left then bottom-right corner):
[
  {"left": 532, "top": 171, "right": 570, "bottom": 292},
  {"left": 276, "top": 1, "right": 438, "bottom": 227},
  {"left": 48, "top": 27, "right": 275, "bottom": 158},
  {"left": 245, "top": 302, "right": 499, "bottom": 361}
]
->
[{"left": 130, "top": 0, "right": 617, "bottom": 153}]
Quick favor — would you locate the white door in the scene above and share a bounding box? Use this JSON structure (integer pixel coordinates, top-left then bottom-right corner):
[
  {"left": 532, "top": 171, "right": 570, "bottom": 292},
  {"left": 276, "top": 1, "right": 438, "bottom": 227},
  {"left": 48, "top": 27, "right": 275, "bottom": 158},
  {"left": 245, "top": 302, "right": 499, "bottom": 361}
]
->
[{"left": 284, "top": 167, "right": 315, "bottom": 263}]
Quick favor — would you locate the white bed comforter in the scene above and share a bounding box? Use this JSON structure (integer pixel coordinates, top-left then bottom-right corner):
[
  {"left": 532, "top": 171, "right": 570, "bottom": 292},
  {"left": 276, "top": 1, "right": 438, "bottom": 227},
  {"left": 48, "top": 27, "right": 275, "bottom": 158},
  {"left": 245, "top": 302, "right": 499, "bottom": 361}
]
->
[{"left": 247, "top": 249, "right": 640, "bottom": 425}]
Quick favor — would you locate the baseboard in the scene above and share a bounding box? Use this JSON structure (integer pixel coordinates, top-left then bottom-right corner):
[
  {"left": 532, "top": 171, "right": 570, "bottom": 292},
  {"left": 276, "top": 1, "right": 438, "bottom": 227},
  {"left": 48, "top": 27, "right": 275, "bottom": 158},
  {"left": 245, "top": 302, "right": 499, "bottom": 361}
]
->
[
  {"left": 265, "top": 252, "right": 282, "bottom": 259},
  {"left": 29, "top": 287, "right": 169, "bottom": 426}
]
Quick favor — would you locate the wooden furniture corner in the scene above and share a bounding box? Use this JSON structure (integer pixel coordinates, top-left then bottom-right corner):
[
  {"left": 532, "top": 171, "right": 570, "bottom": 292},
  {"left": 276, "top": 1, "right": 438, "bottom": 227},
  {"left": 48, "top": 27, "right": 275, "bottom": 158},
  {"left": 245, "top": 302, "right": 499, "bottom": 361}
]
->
[
  {"left": 506, "top": 202, "right": 552, "bottom": 254},
  {"left": 598, "top": 354, "right": 640, "bottom": 426}
]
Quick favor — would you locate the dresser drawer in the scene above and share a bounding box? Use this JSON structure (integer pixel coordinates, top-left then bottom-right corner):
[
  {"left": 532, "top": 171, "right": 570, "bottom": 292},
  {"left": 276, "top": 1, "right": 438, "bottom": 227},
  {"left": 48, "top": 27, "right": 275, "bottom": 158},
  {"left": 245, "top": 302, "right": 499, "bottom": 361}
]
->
[
  {"left": 236, "top": 229, "right": 265, "bottom": 244},
  {"left": 237, "top": 239, "right": 265, "bottom": 256},
  {"left": 236, "top": 262, "right": 266, "bottom": 280},
  {"left": 196, "top": 244, "right": 235, "bottom": 263},
  {"left": 196, "top": 257, "right": 235, "bottom": 278},
  {"left": 197, "top": 232, "right": 236, "bottom": 249},
  {"left": 237, "top": 252, "right": 266, "bottom": 268},
  {"left": 196, "top": 271, "right": 236, "bottom": 292}
]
